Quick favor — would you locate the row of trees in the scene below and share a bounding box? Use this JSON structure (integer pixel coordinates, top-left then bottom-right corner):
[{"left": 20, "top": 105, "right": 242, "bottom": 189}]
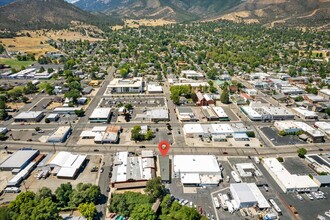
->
[{"left": 0, "top": 183, "right": 100, "bottom": 220}]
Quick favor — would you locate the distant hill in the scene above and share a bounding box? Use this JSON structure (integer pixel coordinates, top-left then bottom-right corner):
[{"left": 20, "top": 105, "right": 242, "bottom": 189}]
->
[
  {"left": 74, "top": 0, "right": 243, "bottom": 22},
  {"left": 215, "top": 0, "right": 330, "bottom": 29},
  {"left": 0, "top": 0, "right": 122, "bottom": 31}
]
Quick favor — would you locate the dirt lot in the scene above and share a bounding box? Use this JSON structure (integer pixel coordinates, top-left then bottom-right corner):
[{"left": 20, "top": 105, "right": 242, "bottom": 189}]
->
[
  {"left": 47, "top": 102, "right": 63, "bottom": 110},
  {"left": 45, "top": 30, "right": 104, "bottom": 42},
  {"left": 6, "top": 102, "right": 25, "bottom": 110}
]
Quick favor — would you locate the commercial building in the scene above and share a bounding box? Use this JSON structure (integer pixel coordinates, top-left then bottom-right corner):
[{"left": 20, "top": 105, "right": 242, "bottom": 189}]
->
[
  {"left": 47, "top": 126, "right": 71, "bottom": 143},
  {"left": 274, "top": 121, "right": 324, "bottom": 143},
  {"left": 107, "top": 77, "right": 143, "bottom": 93},
  {"left": 135, "top": 108, "right": 169, "bottom": 122},
  {"left": 147, "top": 84, "right": 163, "bottom": 93},
  {"left": 183, "top": 123, "right": 251, "bottom": 139},
  {"left": 34, "top": 71, "right": 54, "bottom": 79},
  {"left": 201, "top": 106, "right": 229, "bottom": 121},
  {"left": 53, "top": 107, "right": 81, "bottom": 114},
  {"left": 304, "top": 94, "right": 326, "bottom": 104},
  {"left": 236, "top": 163, "right": 261, "bottom": 178},
  {"left": 80, "top": 126, "right": 121, "bottom": 144},
  {"left": 111, "top": 151, "right": 155, "bottom": 189},
  {"left": 173, "top": 155, "right": 222, "bottom": 186},
  {"left": 40, "top": 151, "right": 86, "bottom": 179},
  {"left": 230, "top": 183, "right": 258, "bottom": 208},
  {"left": 314, "top": 122, "right": 330, "bottom": 136},
  {"left": 241, "top": 102, "right": 294, "bottom": 121},
  {"left": 292, "top": 107, "right": 318, "bottom": 120},
  {"left": 46, "top": 113, "right": 60, "bottom": 122},
  {"left": 263, "top": 158, "right": 319, "bottom": 193},
  {"left": 14, "top": 111, "right": 44, "bottom": 122},
  {"left": 176, "top": 107, "right": 198, "bottom": 122},
  {"left": 159, "top": 156, "right": 171, "bottom": 183},
  {"left": 182, "top": 70, "right": 204, "bottom": 79},
  {"left": 318, "top": 89, "right": 330, "bottom": 100},
  {"left": 0, "top": 150, "right": 39, "bottom": 171},
  {"left": 89, "top": 108, "right": 112, "bottom": 123}
]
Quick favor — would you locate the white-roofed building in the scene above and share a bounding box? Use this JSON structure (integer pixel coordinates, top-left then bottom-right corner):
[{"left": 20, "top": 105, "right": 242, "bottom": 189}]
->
[
  {"left": 147, "top": 84, "right": 163, "bottom": 93},
  {"left": 182, "top": 70, "right": 204, "bottom": 79},
  {"left": 183, "top": 123, "right": 250, "bottom": 138},
  {"left": 230, "top": 183, "right": 258, "bottom": 208},
  {"left": 318, "top": 89, "right": 330, "bottom": 100},
  {"left": 292, "top": 107, "right": 318, "bottom": 120},
  {"left": 14, "top": 111, "right": 44, "bottom": 122},
  {"left": 314, "top": 122, "right": 330, "bottom": 136},
  {"left": 274, "top": 121, "right": 325, "bottom": 143},
  {"left": 173, "top": 155, "right": 222, "bottom": 186},
  {"left": 263, "top": 158, "right": 319, "bottom": 193},
  {"left": 111, "top": 151, "right": 155, "bottom": 189},
  {"left": 46, "top": 113, "right": 60, "bottom": 122},
  {"left": 0, "top": 150, "right": 39, "bottom": 171},
  {"left": 80, "top": 126, "right": 121, "bottom": 144},
  {"left": 107, "top": 77, "right": 143, "bottom": 93},
  {"left": 47, "top": 126, "right": 71, "bottom": 143},
  {"left": 89, "top": 108, "right": 112, "bottom": 123},
  {"left": 53, "top": 107, "right": 81, "bottom": 114},
  {"left": 42, "top": 151, "right": 87, "bottom": 179}
]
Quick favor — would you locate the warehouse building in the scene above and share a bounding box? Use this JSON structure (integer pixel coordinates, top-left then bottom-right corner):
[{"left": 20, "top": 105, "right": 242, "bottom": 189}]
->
[
  {"left": 14, "top": 111, "right": 44, "bottom": 122},
  {"left": 0, "top": 149, "right": 39, "bottom": 171},
  {"left": 313, "top": 176, "right": 330, "bottom": 187},
  {"left": 47, "top": 126, "right": 71, "bottom": 143},
  {"left": 89, "top": 108, "right": 112, "bottom": 123},
  {"left": 230, "top": 183, "right": 258, "bottom": 208},
  {"left": 111, "top": 151, "right": 155, "bottom": 189},
  {"left": 53, "top": 107, "right": 81, "bottom": 114},
  {"left": 201, "top": 106, "right": 229, "bottom": 121},
  {"left": 40, "top": 151, "right": 86, "bottom": 179},
  {"left": 173, "top": 155, "right": 222, "bottom": 186},
  {"left": 263, "top": 158, "right": 319, "bottom": 193},
  {"left": 147, "top": 84, "right": 163, "bottom": 93}
]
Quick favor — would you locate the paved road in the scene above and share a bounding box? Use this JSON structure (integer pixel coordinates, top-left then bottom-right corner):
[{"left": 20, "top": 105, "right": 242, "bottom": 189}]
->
[{"left": 96, "top": 154, "right": 112, "bottom": 219}]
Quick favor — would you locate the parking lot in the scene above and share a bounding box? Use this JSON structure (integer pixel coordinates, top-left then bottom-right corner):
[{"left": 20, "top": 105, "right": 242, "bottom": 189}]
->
[
  {"left": 260, "top": 127, "right": 307, "bottom": 146},
  {"left": 280, "top": 187, "right": 330, "bottom": 220},
  {"left": 8, "top": 129, "right": 52, "bottom": 142},
  {"left": 221, "top": 106, "right": 240, "bottom": 122},
  {"left": 29, "top": 98, "right": 53, "bottom": 111},
  {"left": 282, "top": 157, "right": 315, "bottom": 176}
]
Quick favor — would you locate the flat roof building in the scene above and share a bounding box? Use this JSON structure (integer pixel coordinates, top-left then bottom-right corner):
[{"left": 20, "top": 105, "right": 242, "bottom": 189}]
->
[
  {"left": 177, "top": 107, "right": 198, "bottom": 122},
  {"left": 89, "top": 108, "right": 112, "bottom": 123},
  {"left": 173, "top": 155, "right": 222, "bottom": 186},
  {"left": 318, "top": 89, "right": 330, "bottom": 100},
  {"left": 14, "top": 111, "right": 44, "bottom": 122},
  {"left": 47, "top": 126, "right": 71, "bottom": 143},
  {"left": 263, "top": 158, "right": 319, "bottom": 193},
  {"left": 53, "top": 107, "right": 81, "bottom": 114},
  {"left": 314, "top": 122, "right": 330, "bottom": 136},
  {"left": 0, "top": 150, "right": 39, "bottom": 171},
  {"left": 182, "top": 70, "right": 204, "bottom": 79},
  {"left": 80, "top": 126, "right": 121, "bottom": 144},
  {"left": 111, "top": 151, "right": 155, "bottom": 189},
  {"left": 107, "top": 77, "right": 143, "bottom": 93},
  {"left": 147, "top": 84, "right": 163, "bottom": 93},
  {"left": 46, "top": 113, "right": 60, "bottom": 122},
  {"left": 230, "top": 183, "right": 258, "bottom": 208},
  {"left": 159, "top": 156, "right": 171, "bottom": 183},
  {"left": 292, "top": 107, "right": 318, "bottom": 120},
  {"left": 313, "top": 175, "right": 330, "bottom": 187}
]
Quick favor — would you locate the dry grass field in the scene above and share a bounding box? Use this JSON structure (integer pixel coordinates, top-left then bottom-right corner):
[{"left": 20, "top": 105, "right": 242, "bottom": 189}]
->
[{"left": 0, "top": 28, "right": 104, "bottom": 58}]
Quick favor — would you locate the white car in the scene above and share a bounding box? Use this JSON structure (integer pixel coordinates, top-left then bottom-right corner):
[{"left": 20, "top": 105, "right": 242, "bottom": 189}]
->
[
  {"left": 297, "top": 194, "right": 303, "bottom": 201},
  {"left": 306, "top": 193, "right": 314, "bottom": 200}
]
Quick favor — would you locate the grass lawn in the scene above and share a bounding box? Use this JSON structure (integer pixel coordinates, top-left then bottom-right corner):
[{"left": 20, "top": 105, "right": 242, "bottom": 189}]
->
[{"left": 0, "top": 58, "right": 35, "bottom": 69}]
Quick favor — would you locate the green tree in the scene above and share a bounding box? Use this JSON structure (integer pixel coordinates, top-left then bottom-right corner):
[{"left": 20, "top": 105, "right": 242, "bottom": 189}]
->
[
  {"left": 78, "top": 202, "right": 96, "bottom": 220},
  {"left": 31, "top": 198, "right": 60, "bottom": 220},
  {"left": 0, "top": 206, "right": 9, "bottom": 220},
  {"left": 220, "top": 89, "right": 230, "bottom": 104},
  {"left": 297, "top": 148, "right": 307, "bottom": 158},
  {"left": 23, "top": 82, "right": 38, "bottom": 94},
  {"left": 125, "top": 103, "right": 133, "bottom": 110},
  {"left": 55, "top": 183, "right": 73, "bottom": 207},
  {"left": 0, "top": 100, "right": 8, "bottom": 120},
  {"left": 325, "top": 108, "right": 330, "bottom": 116},
  {"left": 69, "top": 183, "right": 100, "bottom": 207},
  {"left": 130, "top": 204, "right": 155, "bottom": 220},
  {"left": 145, "top": 177, "right": 166, "bottom": 202},
  {"left": 74, "top": 109, "right": 85, "bottom": 117},
  {"left": 36, "top": 187, "right": 53, "bottom": 201},
  {"left": 65, "top": 89, "right": 81, "bottom": 104},
  {"left": 145, "top": 130, "right": 154, "bottom": 140},
  {"left": 131, "top": 125, "right": 143, "bottom": 141},
  {"left": 8, "top": 191, "right": 36, "bottom": 220}
]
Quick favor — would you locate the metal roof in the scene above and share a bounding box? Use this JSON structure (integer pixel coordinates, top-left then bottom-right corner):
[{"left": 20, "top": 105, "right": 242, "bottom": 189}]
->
[{"left": 0, "top": 150, "right": 39, "bottom": 169}]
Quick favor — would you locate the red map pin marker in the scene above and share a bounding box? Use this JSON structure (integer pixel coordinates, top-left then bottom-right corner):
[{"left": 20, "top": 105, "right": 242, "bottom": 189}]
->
[{"left": 158, "top": 140, "right": 170, "bottom": 157}]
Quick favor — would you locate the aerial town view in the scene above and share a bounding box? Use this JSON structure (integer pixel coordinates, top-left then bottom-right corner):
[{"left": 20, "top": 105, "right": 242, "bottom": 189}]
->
[{"left": 0, "top": 0, "right": 330, "bottom": 220}]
